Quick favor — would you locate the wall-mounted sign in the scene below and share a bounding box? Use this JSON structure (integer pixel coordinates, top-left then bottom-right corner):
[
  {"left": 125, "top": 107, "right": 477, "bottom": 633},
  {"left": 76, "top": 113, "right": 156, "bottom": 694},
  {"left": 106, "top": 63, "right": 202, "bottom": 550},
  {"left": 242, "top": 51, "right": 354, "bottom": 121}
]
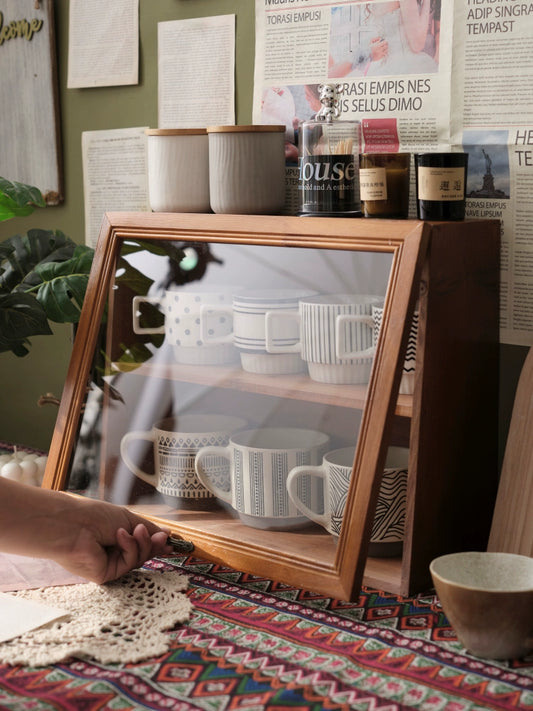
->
[{"left": 0, "top": 0, "right": 62, "bottom": 204}]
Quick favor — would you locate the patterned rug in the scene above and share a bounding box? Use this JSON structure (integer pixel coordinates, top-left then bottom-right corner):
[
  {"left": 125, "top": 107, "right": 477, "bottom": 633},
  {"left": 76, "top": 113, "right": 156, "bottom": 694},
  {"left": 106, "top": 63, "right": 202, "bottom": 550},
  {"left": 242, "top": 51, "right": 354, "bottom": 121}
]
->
[{"left": 0, "top": 554, "right": 531, "bottom": 711}]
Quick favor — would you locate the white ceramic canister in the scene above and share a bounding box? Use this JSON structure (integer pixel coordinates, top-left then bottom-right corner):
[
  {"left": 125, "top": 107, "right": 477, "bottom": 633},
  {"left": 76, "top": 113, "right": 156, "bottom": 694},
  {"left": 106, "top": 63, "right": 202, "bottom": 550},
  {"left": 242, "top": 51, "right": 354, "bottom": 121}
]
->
[
  {"left": 207, "top": 125, "right": 286, "bottom": 214},
  {"left": 146, "top": 128, "right": 210, "bottom": 212}
]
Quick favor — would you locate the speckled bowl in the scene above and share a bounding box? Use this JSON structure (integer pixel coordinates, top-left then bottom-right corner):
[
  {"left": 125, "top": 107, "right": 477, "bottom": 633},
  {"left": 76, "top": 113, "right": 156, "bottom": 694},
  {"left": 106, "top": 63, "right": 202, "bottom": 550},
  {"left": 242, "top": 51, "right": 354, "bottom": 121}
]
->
[{"left": 430, "top": 551, "right": 533, "bottom": 660}]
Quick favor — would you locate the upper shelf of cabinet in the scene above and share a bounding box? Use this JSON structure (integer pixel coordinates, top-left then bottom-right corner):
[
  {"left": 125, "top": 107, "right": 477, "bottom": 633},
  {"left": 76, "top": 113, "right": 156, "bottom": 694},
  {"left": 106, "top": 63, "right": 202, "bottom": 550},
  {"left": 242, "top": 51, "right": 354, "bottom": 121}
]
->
[{"left": 111, "top": 360, "right": 413, "bottom": 417}]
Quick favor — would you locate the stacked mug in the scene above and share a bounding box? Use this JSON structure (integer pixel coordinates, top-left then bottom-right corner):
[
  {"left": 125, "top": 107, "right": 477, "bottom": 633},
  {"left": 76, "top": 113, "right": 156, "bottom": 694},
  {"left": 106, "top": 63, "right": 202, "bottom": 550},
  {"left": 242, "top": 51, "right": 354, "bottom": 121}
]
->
[{"left": 265, "top": 293, "right": 382, "bottom": 384}]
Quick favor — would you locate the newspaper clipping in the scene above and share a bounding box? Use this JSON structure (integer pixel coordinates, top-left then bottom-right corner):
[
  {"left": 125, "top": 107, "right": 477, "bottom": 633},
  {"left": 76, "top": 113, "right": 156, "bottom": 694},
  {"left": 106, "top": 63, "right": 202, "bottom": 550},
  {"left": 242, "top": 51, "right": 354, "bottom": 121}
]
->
[{"left": 253, "top": 0, "right": 533, "bottom": 345}]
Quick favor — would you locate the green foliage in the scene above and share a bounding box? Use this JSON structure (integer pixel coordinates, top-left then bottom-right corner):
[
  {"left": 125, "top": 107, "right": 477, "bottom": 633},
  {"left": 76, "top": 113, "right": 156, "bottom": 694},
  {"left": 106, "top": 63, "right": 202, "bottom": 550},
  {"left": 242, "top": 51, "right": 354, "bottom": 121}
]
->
[
  {"left": 0, "top": 177, "right": 45, "bottom": 221},
  {"left": 0, "top": 180, "right": 92, "bottom": 357},
  {"left": 0, "top": 178, "right": 184, "bottom": 364}
]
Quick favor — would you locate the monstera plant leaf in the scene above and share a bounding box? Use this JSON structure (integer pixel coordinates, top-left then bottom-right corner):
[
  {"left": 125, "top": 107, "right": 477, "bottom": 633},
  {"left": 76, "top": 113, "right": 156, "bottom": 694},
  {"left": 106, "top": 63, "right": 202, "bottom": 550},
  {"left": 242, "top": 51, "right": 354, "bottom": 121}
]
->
[
  {"left": 0, "top": 229, "right": 78, "bottom": 294},
  {"left": 0, "top": 291, "right": 52, "bottom": 356},
  {"left": 0, "top": 177, "right": 188, "bottom": 360},
  {"left": 0, "top": 177, "right": 45, "bottom": 221},
  {"left": 33, "top": 245, "right": 95, "bottom": 323}
]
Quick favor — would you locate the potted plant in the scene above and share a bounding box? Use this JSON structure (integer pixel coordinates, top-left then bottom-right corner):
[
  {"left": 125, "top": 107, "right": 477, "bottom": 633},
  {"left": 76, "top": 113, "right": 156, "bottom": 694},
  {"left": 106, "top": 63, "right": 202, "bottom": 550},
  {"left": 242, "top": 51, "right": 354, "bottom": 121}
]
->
[{"left": 0, "top": 177, "right": 95, "bottom": 358}]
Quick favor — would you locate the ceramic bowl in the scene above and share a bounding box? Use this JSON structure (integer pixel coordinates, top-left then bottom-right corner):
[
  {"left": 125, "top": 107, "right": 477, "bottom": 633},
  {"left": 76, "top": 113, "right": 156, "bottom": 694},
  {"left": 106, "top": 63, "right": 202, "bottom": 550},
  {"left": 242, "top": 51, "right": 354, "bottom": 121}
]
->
[{"left": 430, "top": 551, "right": 533, "bottom": 659}]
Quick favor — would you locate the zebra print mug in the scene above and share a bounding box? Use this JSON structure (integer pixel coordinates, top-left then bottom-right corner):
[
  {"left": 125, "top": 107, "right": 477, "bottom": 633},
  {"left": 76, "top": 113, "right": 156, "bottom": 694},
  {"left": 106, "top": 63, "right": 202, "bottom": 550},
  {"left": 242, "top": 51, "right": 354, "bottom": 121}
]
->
[
  {"left": 372, "top": 305, "right": 419, "bottom": 395},
  {"left": 287, "top": 446, "right": 408, "bottom": 556}
]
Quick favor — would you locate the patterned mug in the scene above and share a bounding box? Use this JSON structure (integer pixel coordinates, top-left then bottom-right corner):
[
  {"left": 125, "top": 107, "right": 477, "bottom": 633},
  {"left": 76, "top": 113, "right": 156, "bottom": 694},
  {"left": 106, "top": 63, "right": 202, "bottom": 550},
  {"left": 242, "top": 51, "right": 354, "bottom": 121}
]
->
[
  {"left": 120, "top": 414, "right": 247, "bottom": 508},
  {"left": 287, "top": 445, "right": 408, "bottom": 556},
  {"left": 132, "top": 286, "right": 240, "bottom": 365},
  {"left": 195, "top": 427, "right": 330, "bottom": 530},
  {"left": 265, "top": 293, "right": 382, "bottom": 383}
]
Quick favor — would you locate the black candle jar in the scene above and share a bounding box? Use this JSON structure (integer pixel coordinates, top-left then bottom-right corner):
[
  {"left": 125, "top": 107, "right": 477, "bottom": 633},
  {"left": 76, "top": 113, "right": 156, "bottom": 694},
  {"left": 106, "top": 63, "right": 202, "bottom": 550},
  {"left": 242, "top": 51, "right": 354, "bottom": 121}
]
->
[{"left": 415, "top": 152, "right": 468, "bottom": 221}]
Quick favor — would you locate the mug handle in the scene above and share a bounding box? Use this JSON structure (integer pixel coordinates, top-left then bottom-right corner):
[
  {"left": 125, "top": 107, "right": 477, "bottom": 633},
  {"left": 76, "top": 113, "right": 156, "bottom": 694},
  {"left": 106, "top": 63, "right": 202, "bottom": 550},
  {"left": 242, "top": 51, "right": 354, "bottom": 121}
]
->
[
  {"left": 120, "top": 430, "right": 158, "bottom": 485},
  {"left": 132, "top": 295, "right": 165, "bottom": 335},
  {"left": 264, "top": 310, "right": 301, "bottom": 353},
  {"left": 335, "top": 314, "right": 375, "bottom": 360},
  {"left": 200, "top": 304, "right": 234, "bottom": 344},
  {"left": 286, "top": 464, "right": 330, "bottom": 528},
  {"left": 195, "top": 445, "right": 233, "bottom": 503}
]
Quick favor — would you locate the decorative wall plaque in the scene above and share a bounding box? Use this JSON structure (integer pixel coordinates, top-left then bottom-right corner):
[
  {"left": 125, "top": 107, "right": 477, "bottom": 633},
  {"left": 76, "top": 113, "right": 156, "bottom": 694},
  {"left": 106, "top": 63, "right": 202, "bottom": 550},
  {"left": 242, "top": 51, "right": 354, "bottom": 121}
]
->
[{"left": 0, "top": 0, "right": 62, "bottom": 204}]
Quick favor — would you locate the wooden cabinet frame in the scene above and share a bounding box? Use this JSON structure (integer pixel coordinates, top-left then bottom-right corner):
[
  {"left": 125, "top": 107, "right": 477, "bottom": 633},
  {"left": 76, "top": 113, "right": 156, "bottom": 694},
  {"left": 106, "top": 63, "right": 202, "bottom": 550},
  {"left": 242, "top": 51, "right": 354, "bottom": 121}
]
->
[{"left": 43, "top": 213, "right": 500, "bottom": 600}]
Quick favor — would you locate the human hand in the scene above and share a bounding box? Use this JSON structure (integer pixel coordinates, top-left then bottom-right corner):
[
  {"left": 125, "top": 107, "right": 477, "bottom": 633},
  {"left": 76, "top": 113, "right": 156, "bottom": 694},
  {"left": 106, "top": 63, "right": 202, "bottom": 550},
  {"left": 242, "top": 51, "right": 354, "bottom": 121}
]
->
[
  {"left": 370, "top": 37, "right": 388, "bottom": 61},
  {"left": 54, "top": 498, "right": 173, "bottom": 584},
  {"left": 0, "top": 477, "right": 174, "bottom": 585}
]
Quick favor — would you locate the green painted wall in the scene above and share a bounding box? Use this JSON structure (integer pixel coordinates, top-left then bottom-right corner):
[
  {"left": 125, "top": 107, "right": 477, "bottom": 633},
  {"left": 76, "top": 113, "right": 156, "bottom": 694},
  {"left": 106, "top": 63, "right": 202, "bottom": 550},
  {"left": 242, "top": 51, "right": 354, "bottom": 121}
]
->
[
  {"left": 0, "top": 0, "right": 525, "bottom": 464},
  {"left": 0, "top": 0, "right": 255, "bottom": 450}
]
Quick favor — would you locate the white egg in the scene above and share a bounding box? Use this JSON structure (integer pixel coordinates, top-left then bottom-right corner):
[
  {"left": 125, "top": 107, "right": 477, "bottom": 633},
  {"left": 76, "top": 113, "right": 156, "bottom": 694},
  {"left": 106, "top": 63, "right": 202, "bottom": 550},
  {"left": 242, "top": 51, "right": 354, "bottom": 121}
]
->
[
  {"left": 1, "top": 461, "right": 23, "bottom": 481},
  {"left": 34, "top": 456, "right": 48, "bottom": 482},
  {"left": 20, "top": 459, "right": 39, "bottom": 486}
]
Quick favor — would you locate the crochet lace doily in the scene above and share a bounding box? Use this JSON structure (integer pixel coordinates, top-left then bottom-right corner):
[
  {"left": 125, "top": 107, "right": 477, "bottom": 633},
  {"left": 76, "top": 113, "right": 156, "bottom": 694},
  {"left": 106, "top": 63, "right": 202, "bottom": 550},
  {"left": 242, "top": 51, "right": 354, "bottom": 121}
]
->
[{"left": 0, "top": 569, "right": 192, "bottom": 666}]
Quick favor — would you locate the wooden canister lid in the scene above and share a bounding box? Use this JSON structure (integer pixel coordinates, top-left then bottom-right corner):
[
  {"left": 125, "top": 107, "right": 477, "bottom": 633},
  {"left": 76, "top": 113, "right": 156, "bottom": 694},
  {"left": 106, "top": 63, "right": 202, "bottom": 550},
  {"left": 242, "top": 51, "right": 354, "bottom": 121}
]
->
[
  {"left": 206, "top": 125, "right": 285, "bottom": 134},
  {"left": 145, "top": 128, "right": 207, "bottom": 136}
]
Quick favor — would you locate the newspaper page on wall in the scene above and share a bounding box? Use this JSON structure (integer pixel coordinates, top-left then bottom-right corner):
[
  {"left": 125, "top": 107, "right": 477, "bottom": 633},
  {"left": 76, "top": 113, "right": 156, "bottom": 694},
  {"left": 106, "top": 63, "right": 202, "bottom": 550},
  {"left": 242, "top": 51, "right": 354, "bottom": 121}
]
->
[{"left": 253, "top": 0, "right": 533, "bottom": 346}]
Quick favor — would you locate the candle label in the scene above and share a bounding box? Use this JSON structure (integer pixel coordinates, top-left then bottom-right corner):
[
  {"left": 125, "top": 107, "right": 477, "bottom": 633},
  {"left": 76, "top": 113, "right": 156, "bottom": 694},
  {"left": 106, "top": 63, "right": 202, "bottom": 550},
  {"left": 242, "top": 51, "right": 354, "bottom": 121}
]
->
[
  {"left": 360, "top": 167, "right": 387, "bottom": 201},
  {"left": 417, "top": 166, "right": 465, "bottom": 201}
]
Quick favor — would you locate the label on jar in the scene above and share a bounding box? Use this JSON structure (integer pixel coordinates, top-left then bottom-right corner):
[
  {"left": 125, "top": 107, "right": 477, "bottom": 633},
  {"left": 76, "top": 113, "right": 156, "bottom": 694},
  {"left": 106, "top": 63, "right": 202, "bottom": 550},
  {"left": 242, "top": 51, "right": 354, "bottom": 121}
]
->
[
  {"left": 417, "top": 166, "right": 465, "bottom": 201},
  {"left": 298, "top": 154, "right": 360, "bottom": 212},
  {"left": 360, "top": 167, "right": 387, "bottom": 201}
]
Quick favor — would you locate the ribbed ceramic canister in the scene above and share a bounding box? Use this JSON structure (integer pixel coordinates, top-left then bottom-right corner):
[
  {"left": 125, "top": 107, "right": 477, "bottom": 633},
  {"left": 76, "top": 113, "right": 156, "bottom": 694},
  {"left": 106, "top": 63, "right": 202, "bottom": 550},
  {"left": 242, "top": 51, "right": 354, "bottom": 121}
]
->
[
  {"left": 207, "top": 125, "right": 286, "bottom": 214},
  {"left": 146, "top": 128, "right": 210, "bottom": 212}
]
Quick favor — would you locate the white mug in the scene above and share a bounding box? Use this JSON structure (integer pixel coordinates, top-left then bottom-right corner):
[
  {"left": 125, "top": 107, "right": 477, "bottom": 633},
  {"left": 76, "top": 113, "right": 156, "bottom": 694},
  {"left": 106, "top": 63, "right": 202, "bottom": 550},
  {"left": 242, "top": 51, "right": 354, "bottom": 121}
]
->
[
  {"left": 265, "top": 293, "right": 382, "bottom": 383},
  {"left": 132, "top": 286, "right": 238, "bottom": 365},
  {"left": 195, "top": 427, "right": 330, "bottom": 529},
  {"left": 204, "top": 289, "right": 316, "bottom": 374},
  {"left": 287, "top": 445, "right": 408, "bottom": 555},
  {"left": 120, "top": 414, "right": 247, "bottom": 507}
]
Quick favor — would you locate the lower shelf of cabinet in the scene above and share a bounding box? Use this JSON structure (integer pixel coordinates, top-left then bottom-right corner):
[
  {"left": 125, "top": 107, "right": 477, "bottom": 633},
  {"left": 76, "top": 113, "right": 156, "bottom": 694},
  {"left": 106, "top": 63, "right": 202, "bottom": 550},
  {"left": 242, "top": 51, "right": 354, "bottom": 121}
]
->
[{"left": 126, "top": 502, "right": 406, "bottom": 597}]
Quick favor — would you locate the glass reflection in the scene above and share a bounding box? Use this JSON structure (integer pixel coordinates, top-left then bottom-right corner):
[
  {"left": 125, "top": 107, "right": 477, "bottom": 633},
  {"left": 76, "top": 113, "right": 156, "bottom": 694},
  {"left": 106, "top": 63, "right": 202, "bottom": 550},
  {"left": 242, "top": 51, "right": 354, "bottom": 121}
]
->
[{"left": 69, "top": 240, "right": 395, "bottom": 546}]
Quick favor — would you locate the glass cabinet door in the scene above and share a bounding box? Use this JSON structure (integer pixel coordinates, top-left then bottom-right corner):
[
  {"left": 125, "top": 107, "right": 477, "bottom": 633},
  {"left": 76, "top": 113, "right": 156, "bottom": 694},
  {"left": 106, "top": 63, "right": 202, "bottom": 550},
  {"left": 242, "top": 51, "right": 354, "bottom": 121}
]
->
[{"left": 44, "top": 213, "right": 426, "bottom": 601}]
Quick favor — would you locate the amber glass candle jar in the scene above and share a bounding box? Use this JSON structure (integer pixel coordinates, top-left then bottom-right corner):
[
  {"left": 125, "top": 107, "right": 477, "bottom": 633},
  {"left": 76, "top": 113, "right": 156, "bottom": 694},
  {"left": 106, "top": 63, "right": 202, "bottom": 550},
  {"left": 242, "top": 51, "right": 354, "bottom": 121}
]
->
[{"left": 360, "top": 153, "right": 410, "bottom": 219}]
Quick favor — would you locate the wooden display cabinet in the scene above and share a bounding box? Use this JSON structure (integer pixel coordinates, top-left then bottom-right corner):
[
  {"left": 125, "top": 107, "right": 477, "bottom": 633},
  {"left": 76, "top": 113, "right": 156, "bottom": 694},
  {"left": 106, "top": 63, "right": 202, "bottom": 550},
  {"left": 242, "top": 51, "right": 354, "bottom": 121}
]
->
[{"left": 43, "top": 212, "right": 500, "bottom": 600}]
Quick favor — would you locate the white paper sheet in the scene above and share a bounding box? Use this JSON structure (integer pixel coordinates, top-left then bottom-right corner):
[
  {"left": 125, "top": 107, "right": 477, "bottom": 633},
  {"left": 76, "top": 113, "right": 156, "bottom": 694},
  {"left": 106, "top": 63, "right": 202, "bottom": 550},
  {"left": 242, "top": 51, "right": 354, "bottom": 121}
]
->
[
  {"left": 158, "top": 14, "right": 235, "bottom": 127},
  {"left": 0, "top": 593, "right": 69, "bottom": 643},
  {"left": 67, "top": 0, "right": 139, "bottom": 88},
  {"left": 82, "top": 126, "right": 149, "bottom": 247}
]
